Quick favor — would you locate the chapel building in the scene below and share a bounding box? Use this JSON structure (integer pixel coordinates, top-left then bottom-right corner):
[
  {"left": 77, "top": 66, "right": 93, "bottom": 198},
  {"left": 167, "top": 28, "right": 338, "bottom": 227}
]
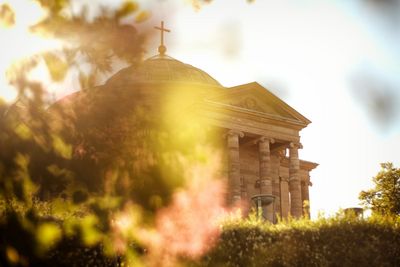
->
[{"left": 51, "top": 22, "right": 317, "bottom": 222}]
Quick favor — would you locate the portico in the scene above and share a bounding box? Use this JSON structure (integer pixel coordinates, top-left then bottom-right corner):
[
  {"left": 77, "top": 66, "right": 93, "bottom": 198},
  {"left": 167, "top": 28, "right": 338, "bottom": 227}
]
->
[{"left": 200, "top": 82, "right": 318, "bottom": 221}]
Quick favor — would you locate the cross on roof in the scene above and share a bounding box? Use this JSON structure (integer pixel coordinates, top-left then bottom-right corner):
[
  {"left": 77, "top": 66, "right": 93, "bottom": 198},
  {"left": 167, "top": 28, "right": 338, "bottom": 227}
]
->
[{"left": 154, "top": 21, "right": 170, "bottom": 55}]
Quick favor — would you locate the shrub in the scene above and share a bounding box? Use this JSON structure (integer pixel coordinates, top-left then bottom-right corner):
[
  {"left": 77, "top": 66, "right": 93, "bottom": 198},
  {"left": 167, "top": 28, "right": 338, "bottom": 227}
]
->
[{"left": 195, "top": 215, "right": 400, "bottom": 267}]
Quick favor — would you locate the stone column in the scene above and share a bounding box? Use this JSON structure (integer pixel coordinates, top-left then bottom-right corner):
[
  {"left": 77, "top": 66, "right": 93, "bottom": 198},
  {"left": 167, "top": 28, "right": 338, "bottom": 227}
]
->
[
  {"left": 301, "top": 176, "right": 311, "bottom": 217},
  {"left": 280, "top": 176, "right": 290, "bottom": 219},
  {"left": 289, "top": 142, "right": 302, "bottom": 218},
  {"left": 257, "top": 137, "right": 274, "bottom": 222},
  {"left": 271, "top": 153, "right": 281, "bottom": 220},
  {"left": 278, "top": 149, "right": 289, "bottom": 219},
  {"left": 226, "top": 130, "right": 244, "bottom": 204}
]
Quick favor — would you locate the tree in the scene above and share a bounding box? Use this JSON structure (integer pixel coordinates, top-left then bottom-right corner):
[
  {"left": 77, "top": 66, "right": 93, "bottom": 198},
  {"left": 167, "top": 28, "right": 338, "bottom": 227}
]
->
[{"left": 359, "top": 162, "right": 400, "bottom": 217}]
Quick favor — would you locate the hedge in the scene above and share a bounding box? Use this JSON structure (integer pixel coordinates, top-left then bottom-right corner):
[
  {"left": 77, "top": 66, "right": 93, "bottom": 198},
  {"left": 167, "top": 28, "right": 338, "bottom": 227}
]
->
[{"left": 194, "top": 216, "right": 400, "bottom": 267}]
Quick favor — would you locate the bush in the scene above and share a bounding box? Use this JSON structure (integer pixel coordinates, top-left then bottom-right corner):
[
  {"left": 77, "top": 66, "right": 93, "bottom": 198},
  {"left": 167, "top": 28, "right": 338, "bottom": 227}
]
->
[{"left": 195, "top": 215, "right": 400, "bottom": 267}]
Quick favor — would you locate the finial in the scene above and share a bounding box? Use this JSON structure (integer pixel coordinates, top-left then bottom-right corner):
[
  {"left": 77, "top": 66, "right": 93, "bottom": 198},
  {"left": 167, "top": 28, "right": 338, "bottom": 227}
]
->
[{"left": 154, "top": 21, "right": 171, "bottom": 56}]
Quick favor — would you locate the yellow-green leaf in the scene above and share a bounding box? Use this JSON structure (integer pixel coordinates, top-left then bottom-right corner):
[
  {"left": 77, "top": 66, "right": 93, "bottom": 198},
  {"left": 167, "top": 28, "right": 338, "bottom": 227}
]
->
[
  {"left": 81, "top": 215, "right": 102, "bottom": 246},
  {"left": 14, "top": 123, "right": 32, "bottom": 140},
  {"left": 134, "top": 10, "right": 150, "bottom": 23},
  {"left": 52, "top": 134, "right": 72, "bottom": 159},
  {"left": 43, "top": 53, "right": 68, "bottom": 82},
  {"left": 0, "top": 4, "right": 15, "bottom": 28},
  {"left": 36, "top": 223, "right": 62, "bottom": 251},
  {"left": 116, "top": 1, "right": 139, "bottom": 18}
]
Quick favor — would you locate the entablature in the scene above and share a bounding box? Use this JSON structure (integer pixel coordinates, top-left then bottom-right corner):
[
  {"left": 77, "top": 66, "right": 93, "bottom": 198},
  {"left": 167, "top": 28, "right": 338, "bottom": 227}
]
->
[{"left": 198, "top": 102, "right": 302, "bottom": 143}]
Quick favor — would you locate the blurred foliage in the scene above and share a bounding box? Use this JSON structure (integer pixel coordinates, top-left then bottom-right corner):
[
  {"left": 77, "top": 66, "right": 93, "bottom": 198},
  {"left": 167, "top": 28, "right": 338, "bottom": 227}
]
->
[
  {"left": 0, "top": 67, "right": 222, "bottom": 266},
  {"left": 0, "top": 3, "right": 15, "bottom": 28},
  {"left": 189, "top": 0, "right": 254, "bottom": 10},
  {"left": 5, "top": 0, "right": 147, "bottom": 92},
  {"left": 0, "top": 1, "right": 224, "bottom": 266},
  {"left": 359, "top": 162, "right": 400, "bottom": 217},
  {"left": 350, "top": 71, "right": 400, "bottom": 131},
  {"left": 1, "top": 1, "right": 159, "bottom": 266}
]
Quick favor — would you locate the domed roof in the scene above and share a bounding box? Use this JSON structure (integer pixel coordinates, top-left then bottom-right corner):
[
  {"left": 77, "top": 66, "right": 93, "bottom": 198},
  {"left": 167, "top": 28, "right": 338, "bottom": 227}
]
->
[{"left": 105, "top": 54, "right": 222, "bottom": 88}]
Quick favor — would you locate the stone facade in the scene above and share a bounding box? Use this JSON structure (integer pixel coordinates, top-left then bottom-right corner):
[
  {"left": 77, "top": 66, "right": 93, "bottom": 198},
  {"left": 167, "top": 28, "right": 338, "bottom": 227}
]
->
[{"left": 197, "top": 82, "right": 317, "bottom": 221}]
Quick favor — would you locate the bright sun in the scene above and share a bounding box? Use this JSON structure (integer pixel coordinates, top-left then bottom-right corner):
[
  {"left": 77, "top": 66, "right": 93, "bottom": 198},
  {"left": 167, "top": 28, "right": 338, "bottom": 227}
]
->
[{"left": 0, "top": 0, "right": 62, "bottom": 103}]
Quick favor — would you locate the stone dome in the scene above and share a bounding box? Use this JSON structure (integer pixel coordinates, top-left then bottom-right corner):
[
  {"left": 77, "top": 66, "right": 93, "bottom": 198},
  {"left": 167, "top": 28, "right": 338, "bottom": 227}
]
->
[{"left": 105, "top": 54, "right": 222, "bottom": 88}]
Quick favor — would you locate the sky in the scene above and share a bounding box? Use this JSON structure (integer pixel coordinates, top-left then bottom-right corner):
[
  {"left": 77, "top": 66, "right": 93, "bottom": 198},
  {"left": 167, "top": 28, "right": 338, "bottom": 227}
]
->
[{"left": 1, "top": 0, "right": 399, "bottom": 218}]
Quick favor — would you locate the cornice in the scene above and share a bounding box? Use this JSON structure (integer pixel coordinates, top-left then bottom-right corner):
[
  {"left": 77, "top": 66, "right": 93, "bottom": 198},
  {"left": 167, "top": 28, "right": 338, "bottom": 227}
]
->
[
  {"left": 280, "top": 157, "right": 319, "bottom": 171},
  {"left": 202, "top": 100, "right": 308, "bottom": 130}
]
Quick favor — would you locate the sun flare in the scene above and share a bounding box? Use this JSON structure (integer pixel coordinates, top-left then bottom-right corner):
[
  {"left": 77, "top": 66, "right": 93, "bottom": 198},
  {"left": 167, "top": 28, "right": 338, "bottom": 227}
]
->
[{"left": 0, "top": 0, "right": 63, "bottom": 103}]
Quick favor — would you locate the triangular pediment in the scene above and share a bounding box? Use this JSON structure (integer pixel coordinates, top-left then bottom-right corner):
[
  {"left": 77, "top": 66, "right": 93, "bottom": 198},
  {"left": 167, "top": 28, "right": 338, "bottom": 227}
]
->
[{"left": 206, "top": 82, "right": 311, "bottom": 125}]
